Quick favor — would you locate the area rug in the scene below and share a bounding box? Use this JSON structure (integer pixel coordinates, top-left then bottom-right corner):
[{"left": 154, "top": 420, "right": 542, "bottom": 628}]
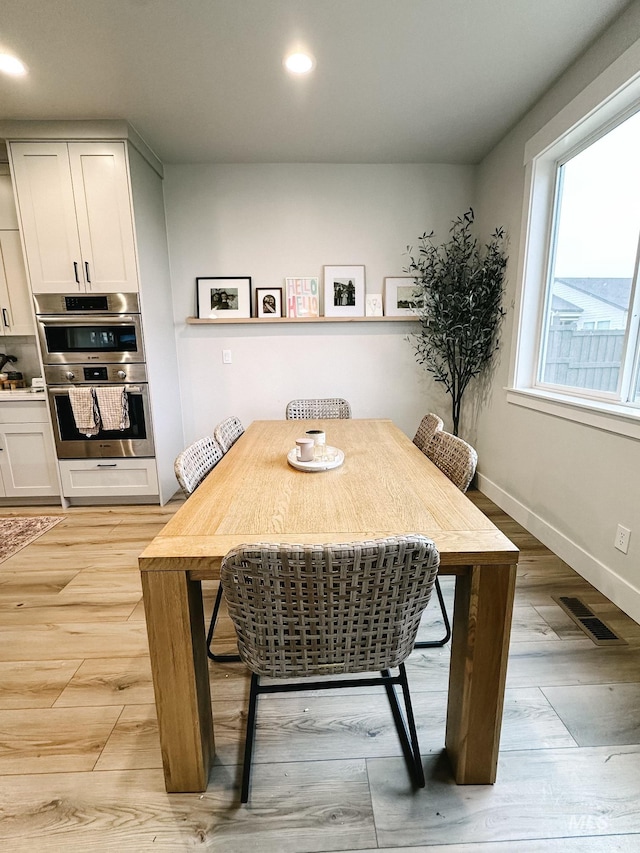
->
[{"left": 0, "top": 515, "right": 63, "bottom": 563}]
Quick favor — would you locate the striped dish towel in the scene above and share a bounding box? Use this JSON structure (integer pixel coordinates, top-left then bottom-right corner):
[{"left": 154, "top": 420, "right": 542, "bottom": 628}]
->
[
  {"left": 95, "top": 385, "right": 130, "bottom": 431},
  {"left": 68, "top": 387, "right": 100, "bottom": 436}
]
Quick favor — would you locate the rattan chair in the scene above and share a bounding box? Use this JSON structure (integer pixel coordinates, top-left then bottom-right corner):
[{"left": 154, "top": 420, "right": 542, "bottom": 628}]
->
[
  {"left": 174, "top": 435, "right": 223, "bottom": 498},
  {"left": 427, "top": 430, "right": 478, "bottom": 493},
  {"left": 285, "top": 397, "right": 352, "bottom": 419},
  {"left": 221, "top": 535, "right": 440, "bottom": 802},
  {"left": 213, "top": 415, "right": 245, "bottom": 454},
  {"left": 413, "top": 430, "right": 477, "bottom": 651},
  {"left": 206, "top": 414, "right": 245, "bottom": 662},
  {"left": 413, "top": 412, "right": 444, "bottom": 452},
  {"left": 174, "top": 434, "right": 239, "bottom": 661}
]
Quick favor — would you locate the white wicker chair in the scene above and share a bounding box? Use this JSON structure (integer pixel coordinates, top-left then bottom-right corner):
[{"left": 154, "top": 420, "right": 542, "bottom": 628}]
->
[
  {"left": 213, "top": 415, "right": 245, "bottom": 453},
  {"left": 285, "top": 398, "right": 352, "bottom": 419},
  {"left": 206, "top": 415, "right": 245, "bottom": 663},
  {"left": 221, "top": 535, "right": 440, "bottom": 802},
  {"left": 427, "top": 430, "right": 478, "bottom": 493},
  {"left": 174, "top": 435, "right": 223, "bottom": 497},
  {"left": 413, "top": 412, "right": 444, "bottom": 452}
]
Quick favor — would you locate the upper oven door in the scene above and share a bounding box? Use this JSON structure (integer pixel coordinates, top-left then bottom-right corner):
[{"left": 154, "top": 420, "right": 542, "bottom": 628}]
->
[{"left": 37, "top": 314, "right": 145, "bottom": 364}]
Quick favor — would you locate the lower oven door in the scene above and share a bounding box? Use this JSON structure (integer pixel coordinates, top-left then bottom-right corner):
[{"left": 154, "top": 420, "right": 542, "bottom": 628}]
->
[{"left": 48, "top": 384, "right": 155, "bottom": 458}]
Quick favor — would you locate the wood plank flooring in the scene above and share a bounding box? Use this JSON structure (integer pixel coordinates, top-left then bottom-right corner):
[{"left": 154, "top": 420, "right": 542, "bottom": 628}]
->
[{"left": 1, "top": 493, "right": 640, "bottom": 851}]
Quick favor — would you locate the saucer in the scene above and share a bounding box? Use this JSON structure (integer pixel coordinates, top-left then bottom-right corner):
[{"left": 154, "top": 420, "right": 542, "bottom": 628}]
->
[{"left": 287, "top": 446, "right": 345, "bottom": 472}]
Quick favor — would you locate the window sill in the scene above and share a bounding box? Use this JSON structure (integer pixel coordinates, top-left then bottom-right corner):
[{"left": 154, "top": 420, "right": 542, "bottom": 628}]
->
[{"left": 505, "top": 387, "right": 640, "bottom": 441}]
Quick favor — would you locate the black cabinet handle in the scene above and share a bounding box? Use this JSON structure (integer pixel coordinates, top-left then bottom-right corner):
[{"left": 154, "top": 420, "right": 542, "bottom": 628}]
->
[
  {"left": 2, "top": 308, "right": 9, "bottom": 327},
  {"left": 73, "top": 262, "right": 80, "bottom": 284},
  {"left": 85, "top": 261, "right": 91, "bottom": 284},
  {"left": 96, "top": 463, "right": 117, "bottom": 467}
]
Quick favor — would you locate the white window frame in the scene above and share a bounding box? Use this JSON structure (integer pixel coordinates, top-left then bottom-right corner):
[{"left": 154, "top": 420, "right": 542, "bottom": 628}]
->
[{"left": 508, "top": 37, "right": 640, "bottom": 440}]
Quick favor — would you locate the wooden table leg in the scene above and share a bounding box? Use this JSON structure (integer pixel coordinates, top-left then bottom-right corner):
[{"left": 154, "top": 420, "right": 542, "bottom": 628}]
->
[
  {"left": 141, "top": 570, "right": 214, "bottom": 792},
  {"left": 445, "top": 562, "right": 517, "bottom": 784}
]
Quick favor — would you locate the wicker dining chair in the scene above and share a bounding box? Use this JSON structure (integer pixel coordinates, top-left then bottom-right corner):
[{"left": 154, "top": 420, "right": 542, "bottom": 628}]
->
[
  {"left": 221, "top": 535, "right": 440, "bottom": 803},
  {"left": 413, "top": 429, "right": 478, "bottom": 651},
  {"left": 174, "top": 435, "right": 223, "bottom": 498},
  {"left": 285, "top": 397, "right": 352, "bottom": 419},
  {"left": 413, "top": 412, "right": 444, "bottom": 452},
  {"left": 174, "top": 435, "right": 239, "bottom": 661},
  {"left": 427, "top": 430, "right": 478, "bottom": 493},
  {"left": 213, "top": 415, "right": 245, "bottom": 454},
  {"left": 206, "top": 414, "right": 245, "bottom": 663}
]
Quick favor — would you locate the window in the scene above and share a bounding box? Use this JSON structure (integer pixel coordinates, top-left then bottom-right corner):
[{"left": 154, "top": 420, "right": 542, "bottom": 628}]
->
[
  {"left": 538, "top": 110, "right": 640, "bottom": 401},
  {"left": 511, "top": 50, "right": 640, "bottom": 437}
]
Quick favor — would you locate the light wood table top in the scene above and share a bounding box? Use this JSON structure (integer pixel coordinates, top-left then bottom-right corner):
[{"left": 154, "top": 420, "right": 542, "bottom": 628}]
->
[
  {"left": 140, "top": 419, "right": 517, "bottom": 573},
  {"left": 139, "top": 418, "right": 519, "bottom": 794}
]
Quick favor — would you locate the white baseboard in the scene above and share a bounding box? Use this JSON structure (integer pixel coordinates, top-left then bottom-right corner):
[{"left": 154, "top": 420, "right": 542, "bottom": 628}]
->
[{"left": 477, "top": 472, "right": 640, "bottom": 624}]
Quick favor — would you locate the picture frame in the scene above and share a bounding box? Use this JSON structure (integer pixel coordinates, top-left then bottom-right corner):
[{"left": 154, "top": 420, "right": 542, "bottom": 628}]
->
[
  {"left": 323, "top": 266, "right": 365, "bottom": 317},
  {"left": 196, "top": 277, "right": 252, "bottom": 319},
  {"left": 285, "top": 277, "right": 320, "bottom": 318},
  {"left": 365, "top": 293, "right": 383, "bottom": 317},
  {"left": 384, "top": 277, "right": 421, "bottom": 316},
  {"left": 256, "top": 287, "right": 283, "bottom": 318}
]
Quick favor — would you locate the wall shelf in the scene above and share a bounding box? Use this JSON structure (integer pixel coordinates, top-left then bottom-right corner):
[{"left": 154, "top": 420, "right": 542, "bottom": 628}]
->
[{"left": 186, "top": 316, "right": 417, "bottom": 325}]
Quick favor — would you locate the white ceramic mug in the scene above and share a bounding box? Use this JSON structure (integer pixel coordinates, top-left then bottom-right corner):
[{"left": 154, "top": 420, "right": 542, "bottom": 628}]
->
[
  {"left": 296, "top": 437, "right": 315, "bottom": 462},
  {"left": 305, "top": 429, "right": 326, "bottom": 460}
]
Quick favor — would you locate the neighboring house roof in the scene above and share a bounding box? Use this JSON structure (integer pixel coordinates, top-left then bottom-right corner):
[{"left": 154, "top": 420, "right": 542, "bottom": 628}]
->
[
  {"left": 551, "top": 294, "right": 583, "bottom": 313},
  {"left": 555, "top": 278, "right": 632, "bottom": 310}
]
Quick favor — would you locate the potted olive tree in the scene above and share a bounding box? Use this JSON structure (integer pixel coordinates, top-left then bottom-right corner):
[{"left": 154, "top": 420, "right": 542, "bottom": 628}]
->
[{"left": 404, "top": 208, "right": 507, "bottom": 436}]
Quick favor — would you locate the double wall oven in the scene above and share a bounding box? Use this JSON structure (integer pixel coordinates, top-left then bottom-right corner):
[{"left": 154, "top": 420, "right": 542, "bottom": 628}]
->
[{"left": 34, "top": 293, "right": 154, "bottom": 459}]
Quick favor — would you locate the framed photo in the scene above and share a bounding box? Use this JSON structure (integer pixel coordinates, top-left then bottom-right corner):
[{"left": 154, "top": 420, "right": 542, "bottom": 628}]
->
[
  {"left": 384, "top": 277, "right": 421, "bottom": 316},
  {"left": 323, "top": 266, "right": 365, "bottom": 317},
  {"left": 196, "top": 277, "right": 252, "bottom": 319},
  {"left": 256, "top": 287, "right": 283, "bottom": 318},
  {"left": 365, "top": 293, "right": 383, "bottom": 317},
  {"left": 285, "top": 277, "right": 320, "bottom": 318}
]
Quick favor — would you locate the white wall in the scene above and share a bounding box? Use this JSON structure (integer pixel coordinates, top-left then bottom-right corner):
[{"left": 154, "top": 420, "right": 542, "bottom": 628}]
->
[
  {"left": 163, "top": 164, "right": 474, "bottom": 440},
  {"left": 473, "top": 2, "right": 640, "bottom": 620}
]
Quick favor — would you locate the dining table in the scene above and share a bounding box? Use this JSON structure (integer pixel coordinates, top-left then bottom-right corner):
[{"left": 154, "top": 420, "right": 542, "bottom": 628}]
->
[{"left": 139, "top": 418, "right": 519, "bottom": 793}]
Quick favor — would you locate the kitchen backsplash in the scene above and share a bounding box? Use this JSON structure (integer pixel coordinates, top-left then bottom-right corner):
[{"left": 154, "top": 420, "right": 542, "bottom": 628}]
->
[{"left": 2, "top": 335, "right": 41, "bottom": 384}]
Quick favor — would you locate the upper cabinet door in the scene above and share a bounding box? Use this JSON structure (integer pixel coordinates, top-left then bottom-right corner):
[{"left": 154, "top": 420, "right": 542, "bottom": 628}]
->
[
  {"left": 9, "top": 142, "right": 84, "bottom": 293},
  {"left": 68, "top": 143, "right": 139, "bottom": 293},
  {"left": 0, "top": 231, "right": 35, "bottom": 336},
  {"left": 9, "top": 141, "right": 139, "bottom": 294}
]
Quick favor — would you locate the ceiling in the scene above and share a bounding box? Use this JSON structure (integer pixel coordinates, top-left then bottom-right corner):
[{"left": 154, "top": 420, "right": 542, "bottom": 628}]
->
[{"left": 0, "top": 0, "right": 633, "bottom": 165}]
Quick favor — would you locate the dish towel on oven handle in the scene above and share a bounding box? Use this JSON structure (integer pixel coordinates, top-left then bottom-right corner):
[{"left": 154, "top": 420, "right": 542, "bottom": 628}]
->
[
  {"left": 94, "top": 385, "right": 130, "bottom": 431},
  {"left": 68, "top": 386, "right": 101, "bottom": 436}
]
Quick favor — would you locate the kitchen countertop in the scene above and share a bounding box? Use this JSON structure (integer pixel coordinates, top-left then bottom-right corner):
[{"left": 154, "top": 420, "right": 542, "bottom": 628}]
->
[{"left": 0, "top": 389, "right": 47, "bottom": 401}]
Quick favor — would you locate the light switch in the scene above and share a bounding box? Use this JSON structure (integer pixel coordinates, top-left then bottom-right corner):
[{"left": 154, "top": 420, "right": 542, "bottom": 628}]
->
[{"left": 222, "top": 349, "right": 232, "bottom": 364}]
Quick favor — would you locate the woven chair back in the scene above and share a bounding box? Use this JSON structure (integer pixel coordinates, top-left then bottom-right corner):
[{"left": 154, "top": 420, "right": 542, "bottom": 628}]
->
[
  {"left": 221, "top": 535, "right": 440, "bottom": 678},
  {"left": 214, "top": 416, "right": 245, "bottom": 453},
  {"left": 174, "top": 435, "right": 223, "bottom": 497},
  {"left": 427, "top": 430, "right": 477, "bottom": 493},
  {"left": 285, "top": 398, "right": 352, "bottom": 419},
  {"left": 413, "top": 412, "right": 444, "bottom": 452}
]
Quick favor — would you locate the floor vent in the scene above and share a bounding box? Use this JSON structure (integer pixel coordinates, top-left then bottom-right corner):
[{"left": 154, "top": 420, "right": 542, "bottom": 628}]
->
[{"left": 553, "top": 596, "right": 627, "bottom": 646}]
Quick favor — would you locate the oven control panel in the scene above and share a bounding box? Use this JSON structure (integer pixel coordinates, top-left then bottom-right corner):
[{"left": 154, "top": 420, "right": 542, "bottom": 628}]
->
[{"left": 44, "top": 363, "right": 148, "bottom": 385}]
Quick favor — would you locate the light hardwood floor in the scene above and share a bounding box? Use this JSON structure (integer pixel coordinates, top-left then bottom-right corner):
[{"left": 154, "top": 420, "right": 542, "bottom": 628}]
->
[{"left": 1, "top": 492, "right": 640, "bottom": 852}]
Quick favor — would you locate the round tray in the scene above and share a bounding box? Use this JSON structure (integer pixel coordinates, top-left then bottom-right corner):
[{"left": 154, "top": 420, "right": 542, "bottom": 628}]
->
[{"left": 287, "top": 445, "right": 345, "bottom": 472}]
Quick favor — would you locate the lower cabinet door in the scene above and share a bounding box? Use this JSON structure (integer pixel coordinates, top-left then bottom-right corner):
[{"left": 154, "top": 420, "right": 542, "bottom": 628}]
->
[
  {"left": 0, "top": 422, "right": 60, "bottom": 497},
  {"left": 58, "top": 457, "right": 159, "bottom": 498}
]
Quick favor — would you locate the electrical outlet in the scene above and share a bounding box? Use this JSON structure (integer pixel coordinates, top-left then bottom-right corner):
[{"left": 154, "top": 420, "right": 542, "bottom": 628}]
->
[
  {"left": 615, "top": 524, "right": 631, "bottom": 554},
  {"left": 222, "top": 349, "right": 232, "bottom": 364}
]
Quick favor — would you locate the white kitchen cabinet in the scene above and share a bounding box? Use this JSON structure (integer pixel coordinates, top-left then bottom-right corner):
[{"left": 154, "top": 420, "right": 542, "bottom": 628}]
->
[
  {"left": 0, "top": 230, "right": 34, "bottom": 336},
  {"left": 58, "top": 457, "right": 158, "bottom": 499},
  {"left": 9, "top": 141, "right": 139, "bottom": 294},
  {"left": 0, "top": 400, "right": 59, "bottom": 498}
]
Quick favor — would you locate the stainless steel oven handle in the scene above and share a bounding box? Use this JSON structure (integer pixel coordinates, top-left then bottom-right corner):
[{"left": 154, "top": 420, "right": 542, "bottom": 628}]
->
[{"left": 36, "top": 314, "right": 140, "bottom": 325}]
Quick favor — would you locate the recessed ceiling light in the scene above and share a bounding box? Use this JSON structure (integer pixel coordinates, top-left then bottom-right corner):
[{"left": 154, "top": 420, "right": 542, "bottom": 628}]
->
[
  {"left": 0, "top": 54, "right": 27, "bottom": 77},
  {"left": 284, "top": 52, "right": 314, "bottom": 75}
]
